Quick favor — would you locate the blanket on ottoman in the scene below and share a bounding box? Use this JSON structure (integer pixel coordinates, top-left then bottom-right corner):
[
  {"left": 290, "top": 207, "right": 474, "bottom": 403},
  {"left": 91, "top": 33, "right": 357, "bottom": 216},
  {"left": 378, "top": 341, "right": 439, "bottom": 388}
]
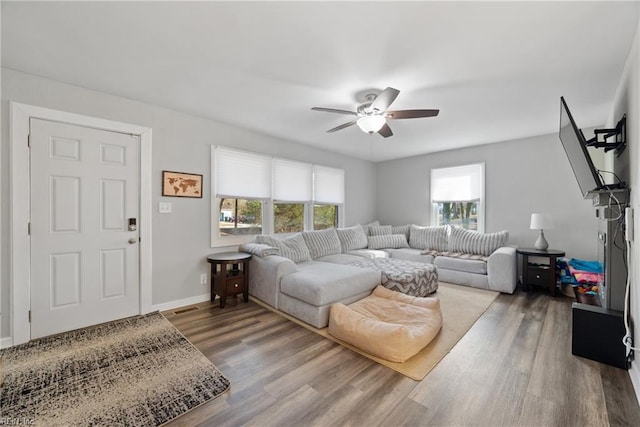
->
[
  {"left": 348, "top": 258, "right": 438, "bottom": 296},
  {"left": 328, "top": 286, "right": 443, "bottom": 362}
]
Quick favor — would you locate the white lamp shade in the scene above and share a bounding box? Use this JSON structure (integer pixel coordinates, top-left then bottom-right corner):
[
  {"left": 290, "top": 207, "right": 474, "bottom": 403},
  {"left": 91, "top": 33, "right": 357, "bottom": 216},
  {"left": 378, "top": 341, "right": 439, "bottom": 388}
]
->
[
  {"left": 530, "top": 213, "right": 554, "bottom": 230},
  {"left": 357, "top": 115, "right": 386, "bottom": 133}
]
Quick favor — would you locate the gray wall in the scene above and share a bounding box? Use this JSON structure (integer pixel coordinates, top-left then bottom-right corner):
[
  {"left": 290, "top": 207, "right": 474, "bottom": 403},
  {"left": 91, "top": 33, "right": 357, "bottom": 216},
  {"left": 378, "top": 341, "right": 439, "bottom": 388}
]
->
[
  {"left": 376, "top": 133, "right": 598, "bottom": 260},
  {"left": 1, "top": 68, "right": 377, "bottom": 338},
  {"left": 607, "top": 14, "right": 640, "bottom": 392}
]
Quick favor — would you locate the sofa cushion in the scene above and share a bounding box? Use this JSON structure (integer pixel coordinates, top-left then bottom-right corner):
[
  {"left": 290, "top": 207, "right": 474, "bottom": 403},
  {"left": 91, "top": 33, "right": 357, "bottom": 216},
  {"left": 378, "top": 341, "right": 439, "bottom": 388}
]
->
[
  {"left": 367, "top": 234, "right": 410, "bottom": 249},
  {"left": 361, "top": 220, "right": 380, "bottom": 236},
  {"left": 346, "top": 249, "right": 390, "bottom": 259},
  {"left": 448, "top": 227, "right": 508, "bottom": 256},
  {"left": 280, "top": 261, "right": 380, "bottom": 306},
  {"left": 392, "top": 224, "right": 411, "bottom": 240},
  {"left": 336, "top": 225, "right": 368, "bottom": 252},
  {"left": 369, "top": 225, "right": 392, "bottom": 236},
  {"left": 409, "top": 225, "right": 448, "bottom": 251},
  {"left": 302, "top": 228, "right": 342, "bottom": 259},
  {"left": 435, "top": 255, "right": 488, "bottom": 275},
  {"left": 255, "top": 234, "right": 311, "bottom": 263},
  {"left": 316, "top": 253, "right": 367, "bottom": 264}
]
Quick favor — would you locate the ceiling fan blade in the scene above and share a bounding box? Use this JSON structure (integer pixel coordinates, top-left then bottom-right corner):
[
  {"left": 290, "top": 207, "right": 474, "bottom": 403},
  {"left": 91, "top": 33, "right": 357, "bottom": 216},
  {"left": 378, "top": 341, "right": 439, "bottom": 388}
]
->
[
  {"left": 378, "top": 123, "right": 393, "bottom": 138},
  {"left": 327, "top": 120, "right": 358, "bottom": 133},
  {"left": 311, "top": 107, "right": 358, "bottom": 116},
  {"left": 386, "top": 109, "right": 440, "bottom": 119},
  {"left": 369, "top": 87, "right": 400, "bottom": 113}
]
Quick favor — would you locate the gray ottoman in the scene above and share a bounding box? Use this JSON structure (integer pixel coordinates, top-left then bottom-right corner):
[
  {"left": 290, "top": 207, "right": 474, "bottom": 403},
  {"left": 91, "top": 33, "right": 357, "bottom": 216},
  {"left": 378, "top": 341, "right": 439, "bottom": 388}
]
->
[{"left": 348, "top": 258, "right": 438, "bottom": 296}]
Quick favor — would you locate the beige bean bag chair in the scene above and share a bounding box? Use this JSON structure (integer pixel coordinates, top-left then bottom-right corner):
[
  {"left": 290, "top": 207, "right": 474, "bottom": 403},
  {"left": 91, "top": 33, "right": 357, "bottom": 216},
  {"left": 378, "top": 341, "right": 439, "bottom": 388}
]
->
[{"left": 328, "top": 285, "right": 442, "bottom": 362}]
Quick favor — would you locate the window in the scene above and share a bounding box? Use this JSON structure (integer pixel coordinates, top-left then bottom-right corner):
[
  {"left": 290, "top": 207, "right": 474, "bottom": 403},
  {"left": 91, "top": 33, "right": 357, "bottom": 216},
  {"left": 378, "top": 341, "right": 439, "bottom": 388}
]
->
[
  {"left": 274, "top": 203, "right": 305, "bottom": 233},
  {"left": 219, "top": 198, "right": 263, "bottom": 236},
  {"left": 313, "top": 204, "right": 338, "bottom": 230},
  {"left": 430, "top": 163, "right": 484, "bottom": 232},
  {"left": 212, "top": 146, "right": 345, "bottom": 246}
]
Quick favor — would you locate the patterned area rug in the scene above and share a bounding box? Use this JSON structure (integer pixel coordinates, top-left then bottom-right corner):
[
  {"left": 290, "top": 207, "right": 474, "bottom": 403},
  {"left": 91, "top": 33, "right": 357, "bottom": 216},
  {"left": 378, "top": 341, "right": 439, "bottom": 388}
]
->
[{"left": 0, "top": 312, "right": 230, "bottom": 426}]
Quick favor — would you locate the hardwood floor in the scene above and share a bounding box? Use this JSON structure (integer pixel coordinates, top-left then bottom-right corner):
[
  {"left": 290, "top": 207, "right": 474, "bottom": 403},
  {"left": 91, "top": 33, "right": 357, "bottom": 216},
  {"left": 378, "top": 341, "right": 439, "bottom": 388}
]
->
[{"left": 163, "top": 289, "right": 640, "bottom": 426}]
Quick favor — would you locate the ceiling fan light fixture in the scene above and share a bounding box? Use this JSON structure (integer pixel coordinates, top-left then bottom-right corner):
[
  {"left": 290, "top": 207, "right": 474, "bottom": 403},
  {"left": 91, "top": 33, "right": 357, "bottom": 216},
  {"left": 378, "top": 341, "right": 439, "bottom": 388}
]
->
[{"left": 357, "top": 115, "right": 386, "bottom": 134}]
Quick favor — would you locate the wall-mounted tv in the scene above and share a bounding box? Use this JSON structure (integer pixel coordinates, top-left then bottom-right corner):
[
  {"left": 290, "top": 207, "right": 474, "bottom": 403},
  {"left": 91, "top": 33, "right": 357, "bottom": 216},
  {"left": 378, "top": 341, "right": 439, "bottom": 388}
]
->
[{"left": 559, "top": 96, "right": 606, "bottom": 198}]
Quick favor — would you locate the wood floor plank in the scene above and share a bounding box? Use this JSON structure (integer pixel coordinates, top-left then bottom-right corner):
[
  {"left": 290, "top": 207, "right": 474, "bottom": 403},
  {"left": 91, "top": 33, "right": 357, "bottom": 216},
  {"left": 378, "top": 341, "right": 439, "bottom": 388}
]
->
[{"left": 164, "top": 289, "right": 640, "bottom": 426}]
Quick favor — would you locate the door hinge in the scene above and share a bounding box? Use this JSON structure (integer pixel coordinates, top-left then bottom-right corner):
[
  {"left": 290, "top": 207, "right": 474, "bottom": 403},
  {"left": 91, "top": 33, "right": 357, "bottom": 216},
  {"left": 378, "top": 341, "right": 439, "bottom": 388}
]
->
[
  {"left": 28, "top": 222, "right": 31, "bottom": 236},
  {"left": 28, "top": 310, "right": 31, "bottom": 323},
  {"left": 27, "top": 134, "right": 31, "bottom": 147}
]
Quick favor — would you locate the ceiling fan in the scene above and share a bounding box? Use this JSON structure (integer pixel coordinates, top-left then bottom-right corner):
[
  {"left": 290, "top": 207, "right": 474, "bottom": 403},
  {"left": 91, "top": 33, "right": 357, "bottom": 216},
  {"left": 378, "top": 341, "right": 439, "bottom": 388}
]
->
[{"left": 311, "top": 87, "right": 439, "bottom": 138}]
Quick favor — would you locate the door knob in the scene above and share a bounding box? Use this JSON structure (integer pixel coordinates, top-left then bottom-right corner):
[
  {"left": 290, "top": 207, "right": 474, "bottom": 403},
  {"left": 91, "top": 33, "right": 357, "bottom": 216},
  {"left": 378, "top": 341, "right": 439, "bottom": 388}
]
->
[{"left": 128, "top": 238, "right": 137, "bottom": 244}]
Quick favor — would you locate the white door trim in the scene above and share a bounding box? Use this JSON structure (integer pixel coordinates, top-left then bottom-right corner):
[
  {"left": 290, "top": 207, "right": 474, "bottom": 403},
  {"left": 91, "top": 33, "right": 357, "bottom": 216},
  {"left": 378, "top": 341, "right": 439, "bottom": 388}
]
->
[{"left": 10, "top": 101, "right": 153, "bottom": 346}]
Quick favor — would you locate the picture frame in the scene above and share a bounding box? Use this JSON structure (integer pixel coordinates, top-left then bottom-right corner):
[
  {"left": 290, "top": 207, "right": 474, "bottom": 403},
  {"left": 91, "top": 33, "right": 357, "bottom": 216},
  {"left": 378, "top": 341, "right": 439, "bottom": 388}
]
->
[{"left": 162, "top": 170, "right": 203, "bottom": 198}]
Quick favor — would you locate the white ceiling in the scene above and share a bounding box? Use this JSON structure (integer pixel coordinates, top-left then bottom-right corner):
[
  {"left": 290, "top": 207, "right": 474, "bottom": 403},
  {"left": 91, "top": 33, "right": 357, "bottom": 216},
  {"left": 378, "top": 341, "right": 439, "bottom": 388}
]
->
[{"left": 2, "top": 1, "right": 639, "bottom": 162}]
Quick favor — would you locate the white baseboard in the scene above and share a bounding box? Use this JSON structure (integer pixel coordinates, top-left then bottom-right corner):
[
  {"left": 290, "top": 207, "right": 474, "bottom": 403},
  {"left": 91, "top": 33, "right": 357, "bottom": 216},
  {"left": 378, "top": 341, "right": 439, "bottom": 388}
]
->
[
  {"left": 629, "top": 361, "right": 640, "bottom": 406},
  {"left": 150, "top": 293, "right": 212, "bottom": 313},
  {"left": 1, "top": 336, "right": 13, "bottom": 349}
]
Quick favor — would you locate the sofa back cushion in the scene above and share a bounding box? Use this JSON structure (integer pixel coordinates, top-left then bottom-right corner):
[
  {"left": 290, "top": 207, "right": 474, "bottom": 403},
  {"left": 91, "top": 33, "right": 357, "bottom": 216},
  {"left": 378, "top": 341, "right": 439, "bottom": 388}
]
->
[
  {"left": 255, "top": 233, "right": 312, "bottom": 263},
  {"left": 369, "top": 225, "right": 392, "bottom": 236},
  {"left": 360, "top": 220, "right": 380, "bottom": 236},
  {"left": 336, "top": 225, "right": 368, "bottom": 252},
  {"left": 368, "top": 234, "right": 410, "bottom": 249},
  {"left": 391, "top": 224, "right": 411, "bottom": 240},
  {"left": 302, "top": 228, "right": 342, "bottom": 259},
  {"left": 448, "top": 227, "right": 509, "bottom": 256},
  {"left": 409, "top": 225, "right": 448, "bottom": 251}
]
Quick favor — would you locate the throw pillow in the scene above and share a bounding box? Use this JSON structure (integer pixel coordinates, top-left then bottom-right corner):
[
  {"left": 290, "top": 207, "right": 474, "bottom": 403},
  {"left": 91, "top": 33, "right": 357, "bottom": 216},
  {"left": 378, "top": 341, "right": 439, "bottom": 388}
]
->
[
  {"left": 360, "top": 220, "right": 380, "bottom": 236},
  {"left": 255, "top": 234, "right": 312, "bottom": 263},
  {"left": 448, "top": 227, "right": 509, "bottom": 256},
  {"left": 367, "top": 234, "right": 410, "bottom": 249},
  {"left": 409, "top": 225, "right": 448, "bottom": 251},
  {"left": 238, "top": 243, "right": 280, "bottom": 257},
  {"left": 369, "top": 225, "right": 392, "bottom": 236},
  {"left": 301, "top": 228, "right": 342, "bottom": 259},
  {"left": 391, "top": 224, "right": 411, "bottom": 240},
  {"left": 336, "top": 225, "right": 368, "bottom": 252}
]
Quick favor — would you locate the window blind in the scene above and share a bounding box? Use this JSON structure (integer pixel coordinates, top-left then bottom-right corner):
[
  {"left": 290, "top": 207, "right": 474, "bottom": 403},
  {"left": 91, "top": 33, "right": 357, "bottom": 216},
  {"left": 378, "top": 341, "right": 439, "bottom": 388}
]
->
[
  {"left": 273, "top": 158, "right": 313, "bottom": 202},
  {"left": 431, "top": 163, "right": 483, "bottom": 202},
  {"left": 313, "top": 165, "right": 345, "bottom": 204},
  {"left": 214, "top": 146, "right": 271, "bottom": 199}
]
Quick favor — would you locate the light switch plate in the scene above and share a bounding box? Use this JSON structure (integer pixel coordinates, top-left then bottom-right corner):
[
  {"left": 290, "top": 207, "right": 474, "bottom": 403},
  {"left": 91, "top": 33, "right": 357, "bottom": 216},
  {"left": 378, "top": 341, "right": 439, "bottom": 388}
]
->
[{"left": 159, "top": 202, "right": 172, "bottom": 214}]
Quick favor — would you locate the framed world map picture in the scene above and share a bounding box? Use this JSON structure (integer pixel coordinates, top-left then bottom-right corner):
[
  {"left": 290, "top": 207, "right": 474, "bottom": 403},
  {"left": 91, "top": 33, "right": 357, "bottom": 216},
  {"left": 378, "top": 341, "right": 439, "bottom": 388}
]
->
[{"left": 162, "top": 170, "right": 203, "bottom": 198}]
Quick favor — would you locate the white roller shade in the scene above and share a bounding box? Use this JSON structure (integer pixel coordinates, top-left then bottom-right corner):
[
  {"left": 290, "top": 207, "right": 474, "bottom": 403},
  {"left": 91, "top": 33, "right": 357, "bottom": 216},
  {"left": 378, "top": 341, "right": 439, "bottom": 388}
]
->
[
  {"left": 215, "top": 146, "right": 271, "bottom": 199},
  {"left": 431, "top": 163, "right": 483, "bottom": 202},
  {"left": 273, "top": 158, "right": 313, "bottom": 202},
  {"left": 313, "top": 165, "right": 345, "bottom": 204}
]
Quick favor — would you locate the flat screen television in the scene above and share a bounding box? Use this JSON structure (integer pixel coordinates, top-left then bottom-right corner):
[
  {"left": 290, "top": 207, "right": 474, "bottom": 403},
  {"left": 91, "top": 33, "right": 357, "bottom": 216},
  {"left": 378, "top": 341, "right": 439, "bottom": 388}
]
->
[{"left": 559, "top": 96, "right": 606, "bottom": 198}]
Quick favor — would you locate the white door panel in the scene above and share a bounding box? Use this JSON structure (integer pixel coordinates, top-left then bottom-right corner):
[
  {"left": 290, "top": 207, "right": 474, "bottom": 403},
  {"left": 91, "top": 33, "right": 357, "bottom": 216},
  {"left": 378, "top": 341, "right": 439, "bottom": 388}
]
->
[{"left": 30, "top": 119, "right": 140, "bottom": 338}]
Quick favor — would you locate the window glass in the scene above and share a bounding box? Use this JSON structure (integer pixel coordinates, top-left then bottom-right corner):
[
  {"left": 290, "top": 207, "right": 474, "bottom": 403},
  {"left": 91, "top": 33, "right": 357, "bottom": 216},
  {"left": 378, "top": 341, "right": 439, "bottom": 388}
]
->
[
  {"left": 314, "top": 204, "right": 338, "bottom": 230},
  {"left": 274, "top": 203, "right": 304, "bottom": 233},
  {"left": 219, "top": 198, "right": 263, "bottom": 236},
  {"left": 433, "top": 201, "right": 479, "bottom": 230}
]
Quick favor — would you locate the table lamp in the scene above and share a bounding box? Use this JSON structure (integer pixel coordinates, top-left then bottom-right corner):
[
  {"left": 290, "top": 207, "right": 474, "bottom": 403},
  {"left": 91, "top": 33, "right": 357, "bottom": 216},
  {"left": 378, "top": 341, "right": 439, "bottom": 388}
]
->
[{"left": 530, "top": 213, "right": 553, "bottom": 250}]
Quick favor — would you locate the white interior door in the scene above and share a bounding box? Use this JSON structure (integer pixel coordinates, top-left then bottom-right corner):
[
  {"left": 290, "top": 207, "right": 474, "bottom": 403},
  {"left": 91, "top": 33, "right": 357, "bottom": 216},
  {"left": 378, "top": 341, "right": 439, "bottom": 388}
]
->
[{"left": 29, "top": 118, "right": 140, "bottom": 339}]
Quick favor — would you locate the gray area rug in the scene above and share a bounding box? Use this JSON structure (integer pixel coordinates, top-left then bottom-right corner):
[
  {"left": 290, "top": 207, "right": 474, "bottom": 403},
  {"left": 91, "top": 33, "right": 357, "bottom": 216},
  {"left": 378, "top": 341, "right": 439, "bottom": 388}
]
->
[{"left": 0, "top": 312, "right": 230, "bottom": 426}]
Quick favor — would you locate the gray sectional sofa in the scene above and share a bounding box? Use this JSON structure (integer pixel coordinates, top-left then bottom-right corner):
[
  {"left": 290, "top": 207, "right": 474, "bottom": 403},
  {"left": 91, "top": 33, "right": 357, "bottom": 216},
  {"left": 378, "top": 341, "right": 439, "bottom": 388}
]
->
[{"left": 241, "top": 223, "right": 517, "bottom": 328}]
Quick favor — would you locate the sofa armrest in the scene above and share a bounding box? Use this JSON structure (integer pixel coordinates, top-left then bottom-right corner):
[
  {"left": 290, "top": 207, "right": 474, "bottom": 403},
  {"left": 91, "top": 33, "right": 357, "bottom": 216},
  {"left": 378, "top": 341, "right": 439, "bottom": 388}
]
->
[
  {"left": 487, "top": 246, "right": 517, "bottom": 293},
  {"left": 248, "top": 255, "right": 297, "bottom": 308}
]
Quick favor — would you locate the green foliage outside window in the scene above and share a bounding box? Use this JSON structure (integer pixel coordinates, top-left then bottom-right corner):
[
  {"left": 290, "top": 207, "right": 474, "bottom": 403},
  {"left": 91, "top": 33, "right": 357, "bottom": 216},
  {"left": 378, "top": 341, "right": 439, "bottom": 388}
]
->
[
  {"left": 274, "top": 203, "right": 304, "bottom": 233},
  {"left": 314, "top": 204, "right": 337, "bottom": 230}
]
